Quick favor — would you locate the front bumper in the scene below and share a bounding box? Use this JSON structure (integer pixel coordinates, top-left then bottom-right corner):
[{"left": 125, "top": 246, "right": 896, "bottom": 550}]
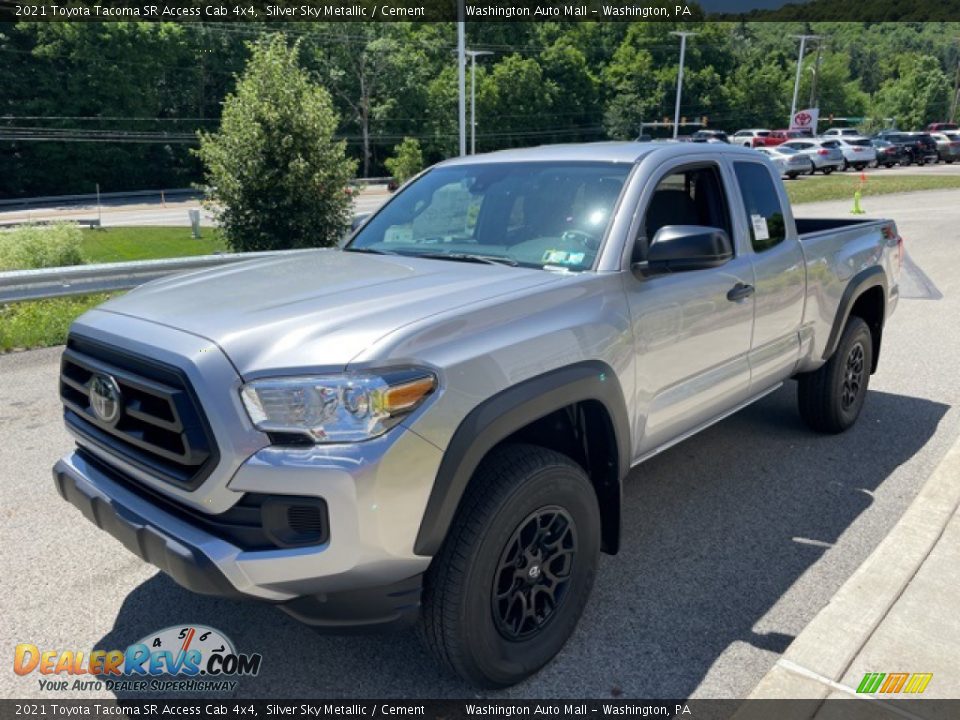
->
[{"left": 54, "top": 423, "right": 442, "bottom": 629}]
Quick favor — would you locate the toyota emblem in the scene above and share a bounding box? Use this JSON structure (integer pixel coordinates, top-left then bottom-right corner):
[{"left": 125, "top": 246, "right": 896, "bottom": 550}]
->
[{"left": 89, "top": 374, "right": 123, "bottom": 424}]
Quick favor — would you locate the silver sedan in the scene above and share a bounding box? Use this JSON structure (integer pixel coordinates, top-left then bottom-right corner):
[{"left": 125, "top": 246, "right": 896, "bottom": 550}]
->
[
  {"left": 756, "top": 146, "right": 813, "bottom": 179},
  {"left": 779, "top": 139, "right": 845, "bottom": 174}
]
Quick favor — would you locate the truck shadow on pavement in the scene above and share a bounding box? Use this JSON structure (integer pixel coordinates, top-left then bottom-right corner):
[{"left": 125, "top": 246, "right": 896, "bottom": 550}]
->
[{"left": 95, "top": 384, "right": 948, "bottom": 699}]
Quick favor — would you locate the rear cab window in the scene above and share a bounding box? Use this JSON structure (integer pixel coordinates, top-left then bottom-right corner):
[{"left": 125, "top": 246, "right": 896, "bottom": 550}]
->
[{"left": 733, "top": 162, "right": 787, "bottom": 253}]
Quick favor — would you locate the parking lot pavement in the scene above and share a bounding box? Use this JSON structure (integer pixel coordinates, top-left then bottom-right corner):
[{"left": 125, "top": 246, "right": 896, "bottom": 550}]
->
[{"left": 2, "top": 189, "right": 959, "bottom": 700}]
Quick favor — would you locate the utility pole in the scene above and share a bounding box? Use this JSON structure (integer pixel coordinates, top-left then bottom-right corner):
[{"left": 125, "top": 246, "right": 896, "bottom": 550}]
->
[
  {"left": 457, "top": 5, "right": 466, "bottom": 157},
  {"left": 951, "top": 56, "right": 960, "bottom": 123},
  {"left": 466, "top": 50, "right": 493, "bottom": 154},
  {"left": 790, "top": 34, "right": 821, "bottom": 125},
  {"left": 809, "top": 41, "right": 823, "bottom": 108},
  {"left": 670, "top": 31, "right": 699, "bottom": 139}
]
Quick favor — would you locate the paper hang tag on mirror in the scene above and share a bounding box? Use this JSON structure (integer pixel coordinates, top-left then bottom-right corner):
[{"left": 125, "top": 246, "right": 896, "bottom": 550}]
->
[{"left": 751, "top": 214, "right": 770, "bottom": 241}]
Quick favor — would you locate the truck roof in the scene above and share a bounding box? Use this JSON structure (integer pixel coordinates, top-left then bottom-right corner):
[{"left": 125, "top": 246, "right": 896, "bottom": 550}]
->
[{"left": 434, "top": 140, "right": 764, "bottom": 167}]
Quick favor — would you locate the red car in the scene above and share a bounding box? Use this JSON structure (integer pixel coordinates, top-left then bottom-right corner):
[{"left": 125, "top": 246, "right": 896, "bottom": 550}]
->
[
  {"left": 927, "top": 122, "right": 959, "bottom": 132},
  {"left": 767, "top": 129, "right": 815, "bottom": 146}
]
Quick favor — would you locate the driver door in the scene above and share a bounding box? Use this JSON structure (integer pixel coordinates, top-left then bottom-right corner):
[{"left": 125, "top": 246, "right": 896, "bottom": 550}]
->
[{"left": 624, "top": 161, "right": 756, "bottom": 458}]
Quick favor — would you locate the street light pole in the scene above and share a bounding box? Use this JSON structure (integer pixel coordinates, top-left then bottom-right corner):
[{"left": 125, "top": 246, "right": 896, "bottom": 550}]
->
[
  {"left": 465, "top": 50, "right": 493, "bottom": 154},
  {"left": 790, "top": 34, "right": 821, "bottom": 125},
  {"left": 670, "top": 31, "right": 698, "bottom": 139},
  {"left": 457, "top": 6, "right": 466, "bottom": 157}
]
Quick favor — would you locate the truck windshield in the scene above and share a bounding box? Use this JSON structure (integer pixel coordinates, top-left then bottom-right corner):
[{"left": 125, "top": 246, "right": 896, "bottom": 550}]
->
[{"left": 346, "top": 162, "right": 632, "bottom": 272}]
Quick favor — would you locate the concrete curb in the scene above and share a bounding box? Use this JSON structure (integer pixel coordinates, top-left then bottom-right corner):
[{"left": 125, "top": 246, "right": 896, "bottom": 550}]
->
[{"left": 732, "top": 427, "right": 960, "bottom": 716}]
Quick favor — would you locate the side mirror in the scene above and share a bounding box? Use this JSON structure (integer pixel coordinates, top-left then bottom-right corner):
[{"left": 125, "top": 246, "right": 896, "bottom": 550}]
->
[
  {"left": 641, "top": 225, "right": 733, "bottom": 274},
  {"left": 351, "top": 213, "right": 371, "bottom": 231}
]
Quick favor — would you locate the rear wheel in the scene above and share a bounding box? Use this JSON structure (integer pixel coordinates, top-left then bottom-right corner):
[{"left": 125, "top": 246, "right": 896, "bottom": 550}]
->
[
  {"left": 798, "top": 317, "right": 873, "bottom": 434},
  {"left": 419, "top": 444, "right": 601, "bottom": 688},
  {"left": 822, "top": 166, "right": 834, "bottom": 175}
]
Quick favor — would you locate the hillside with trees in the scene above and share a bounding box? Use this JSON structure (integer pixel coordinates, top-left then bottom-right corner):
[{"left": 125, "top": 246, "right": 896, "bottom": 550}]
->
[{"left": 1, "top": 20, "right": 959, "bottom": 197}]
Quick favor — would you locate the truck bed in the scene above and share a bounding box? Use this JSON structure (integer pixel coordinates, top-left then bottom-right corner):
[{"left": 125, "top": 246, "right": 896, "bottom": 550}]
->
[{"left": 795, "top": 216, "right": 886, "bottom": 237}]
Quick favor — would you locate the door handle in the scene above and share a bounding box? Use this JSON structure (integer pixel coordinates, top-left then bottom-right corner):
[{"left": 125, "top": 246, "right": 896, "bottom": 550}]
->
[{"left": 727, "top": 283, "right": 755, "bottom": 302}]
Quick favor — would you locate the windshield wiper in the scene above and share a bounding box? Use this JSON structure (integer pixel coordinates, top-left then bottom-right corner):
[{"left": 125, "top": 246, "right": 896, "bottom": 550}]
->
[
  {"left": 404, "top": 251, "right": 519, "bottom": 267},
  {"left": 343, "top": 247, "right": 400, "bottom": 255}
]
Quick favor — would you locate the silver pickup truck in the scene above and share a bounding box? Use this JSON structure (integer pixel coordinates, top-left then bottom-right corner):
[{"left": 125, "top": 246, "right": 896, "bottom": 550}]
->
[{"left": 54, "top": 142, "right": 902, "bottom": 687}]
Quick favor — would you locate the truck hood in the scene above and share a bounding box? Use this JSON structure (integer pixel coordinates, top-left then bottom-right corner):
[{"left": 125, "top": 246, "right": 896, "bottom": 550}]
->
[{"left": 97, "top": 249, "right": 562, "bottom": 376}]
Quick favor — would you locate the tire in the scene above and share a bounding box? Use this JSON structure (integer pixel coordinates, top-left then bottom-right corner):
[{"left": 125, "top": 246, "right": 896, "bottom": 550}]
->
[
  {"left": 419, "top": 444, "right": 601, "bottom": 688},
  {"left": 786, "top": 173, "right": 799, "bottom": 180},
  {"left": 842, "top": 159, "right": 850, "bottom": 171},
  {"left": 797, "top": 316, "right": 873, "bottom": 434},
  {"left": 822, "top": 166, "right": 834, "bottom": 175}
]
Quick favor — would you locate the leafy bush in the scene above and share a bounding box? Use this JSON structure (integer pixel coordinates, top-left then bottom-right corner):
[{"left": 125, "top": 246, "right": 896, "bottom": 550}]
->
[
  {"left": 384, "top": 138, "right": 425, "bottom": 185},
  {"left": 0, "top": 224, "right": 84, "bottom": 271},
  {"left": 0, "top": 293, "right": 112, "bottom": 352},
  {"left": 196, "top": 36, "right": 357, "bottom": 253}
]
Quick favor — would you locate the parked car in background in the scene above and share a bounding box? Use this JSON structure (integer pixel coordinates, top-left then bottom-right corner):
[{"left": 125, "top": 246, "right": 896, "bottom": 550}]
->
[
  {"left": 779, "top": 138, "right": 844, "bottom": 174},
  {"left": 905, "top": 132, "right": 940, "bottom": 164},
  {"left": 756, "top": 146, "right": 812, "bottom": 179},
  {"left": 927, "top": 122, "right": 959, "bottom": 133},
  {"left": 870, "top": 138, "right": 909, "bottom": 168},
  {"left": 930, "top": 131, "right": 960, "bottom": 163},
  {"left": 821, "top": 137, "right": 877, "bottom": 171},
  {"left": 691, "top": 129, "right": 730, "bottom": 143},
  {"left": 732, "top": 129, "right": 773, "bottom": 147},
  {"left": 822, "top": 128, "right": 863, "bottom": 138},
  {"left": 873, "top": 130, "right": 923, "bottom": 165},
  {"left": 873, "top": 131, "right": 938, "bottom": 165},
  {"left": 768, "top": 129, "right": 813, "bottom": 145}
]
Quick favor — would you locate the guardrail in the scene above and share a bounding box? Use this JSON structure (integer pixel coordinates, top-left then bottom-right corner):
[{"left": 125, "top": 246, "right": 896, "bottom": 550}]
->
[
  {"left": 0, "top": 188, "right": 199, "bottom": 209},
  {"left": 0, "top": 249, "right": 312, "bottom": 303}
]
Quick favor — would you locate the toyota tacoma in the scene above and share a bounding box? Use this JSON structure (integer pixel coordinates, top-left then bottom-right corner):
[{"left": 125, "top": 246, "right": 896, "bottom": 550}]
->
[{"left": 54, "top": 142, "right": 902, "bottom": 687}]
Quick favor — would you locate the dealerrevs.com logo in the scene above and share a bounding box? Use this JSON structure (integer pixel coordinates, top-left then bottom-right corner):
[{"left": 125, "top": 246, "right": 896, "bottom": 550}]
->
[{"left": 14, "top": 625, "right": 262, "bottom": 693}]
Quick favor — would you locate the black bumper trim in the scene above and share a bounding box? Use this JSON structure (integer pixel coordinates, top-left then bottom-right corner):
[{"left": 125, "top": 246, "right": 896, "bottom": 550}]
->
[
  {"left": 279, "top": 574, "right": 423, "bottom": 633},
  {"left": 54, "top": 459, "right": 424, "bottom": 632},
  {"left": 53, "top": 462, "right": 243, "bottom": 599}
]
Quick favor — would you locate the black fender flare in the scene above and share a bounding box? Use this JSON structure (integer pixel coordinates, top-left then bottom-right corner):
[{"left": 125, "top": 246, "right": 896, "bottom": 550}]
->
[
  {"left": 822, "top": 265, "right": 888, "bottom": 362},
  {"left": 413, "top": 360, "right": 631, "bottom": 557}
]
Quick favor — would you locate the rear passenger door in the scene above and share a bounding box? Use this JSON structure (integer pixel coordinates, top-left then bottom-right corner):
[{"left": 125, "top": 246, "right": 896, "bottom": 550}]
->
[
  {"left": 624, "top": 161, "right": 756, "bottom": 458},
  {"left": 731, "top": 161, "right": 806, "bottom": 391}
]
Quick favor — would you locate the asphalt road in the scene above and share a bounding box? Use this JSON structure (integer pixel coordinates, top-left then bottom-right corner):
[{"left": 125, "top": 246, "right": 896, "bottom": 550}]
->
[
  {"left": 2, "top": 189, "right": 959, "bottom": 701},
  {"left": 0, "top": 188, "right": 389, "bottom": 228}
]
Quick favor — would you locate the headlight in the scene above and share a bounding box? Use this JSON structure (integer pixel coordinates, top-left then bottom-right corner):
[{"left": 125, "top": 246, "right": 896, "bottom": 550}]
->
[{"left": 240, "top": 370, "right": 436, "bottom": 444}]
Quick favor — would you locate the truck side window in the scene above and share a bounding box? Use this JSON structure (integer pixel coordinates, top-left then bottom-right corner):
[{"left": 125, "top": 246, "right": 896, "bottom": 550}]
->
[
  {"left": 635, "top": 164, "right": 731, "bottom": 264},
  {"left": 733, "top": 162, "right": 786, "bottom": 253}
]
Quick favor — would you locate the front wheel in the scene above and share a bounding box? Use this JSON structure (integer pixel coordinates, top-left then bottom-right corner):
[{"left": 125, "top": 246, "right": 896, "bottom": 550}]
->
[
  {"left": 419, "top": 444, "right": 601, "bottom": 688},
  {"left": 797, "top": 316, "right": 873, "bottom": 434}
]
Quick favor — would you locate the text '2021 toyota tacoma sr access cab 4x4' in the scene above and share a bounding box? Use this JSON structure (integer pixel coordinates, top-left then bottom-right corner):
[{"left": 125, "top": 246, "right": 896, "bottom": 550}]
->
[{"left": 54, "top": 142, "right": 902, "bottom": 687}]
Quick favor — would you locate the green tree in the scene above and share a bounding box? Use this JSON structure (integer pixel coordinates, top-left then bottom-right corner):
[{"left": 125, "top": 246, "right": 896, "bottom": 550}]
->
[
  {"left": 384, "top": 137, "right": 424, "bottom": 185},
  {"left": 872, "top": 53, "right": 953, "bottom": 128},
  {"left": 195, "top": 35, "right": 357, "bottom": 252}
]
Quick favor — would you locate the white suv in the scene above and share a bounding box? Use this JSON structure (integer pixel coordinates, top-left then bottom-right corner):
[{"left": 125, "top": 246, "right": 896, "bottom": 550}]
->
[
  {"left": 822, "top": 128, "right": 863, "bottom": 138},
  {"left": 732, "top": 129, "right": 772, "bottom": 148}
]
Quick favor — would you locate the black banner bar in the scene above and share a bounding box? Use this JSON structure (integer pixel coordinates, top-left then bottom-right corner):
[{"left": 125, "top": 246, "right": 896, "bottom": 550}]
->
[
  {"left": 3, "top": 700, "right": 960, "bottom": 720},
  {"left": 3, "top": 0, "right": 960, "bottom": 22}
]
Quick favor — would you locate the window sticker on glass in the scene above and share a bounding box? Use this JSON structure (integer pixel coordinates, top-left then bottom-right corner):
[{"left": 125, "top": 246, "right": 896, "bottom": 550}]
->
[
  {"left": 542, "top": 249, "right": 569, "bottom": 264},
  {"left": 750, "top": 214, "right": 770, "bottom": 242},
  {"left": 385, "top": 225, "right": 414, "bottom": 244}
]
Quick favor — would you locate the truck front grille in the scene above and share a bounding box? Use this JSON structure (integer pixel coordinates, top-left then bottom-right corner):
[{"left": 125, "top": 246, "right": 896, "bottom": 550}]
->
[{"left": 59, "top": 335, "right": 218, "bottom": 489}]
